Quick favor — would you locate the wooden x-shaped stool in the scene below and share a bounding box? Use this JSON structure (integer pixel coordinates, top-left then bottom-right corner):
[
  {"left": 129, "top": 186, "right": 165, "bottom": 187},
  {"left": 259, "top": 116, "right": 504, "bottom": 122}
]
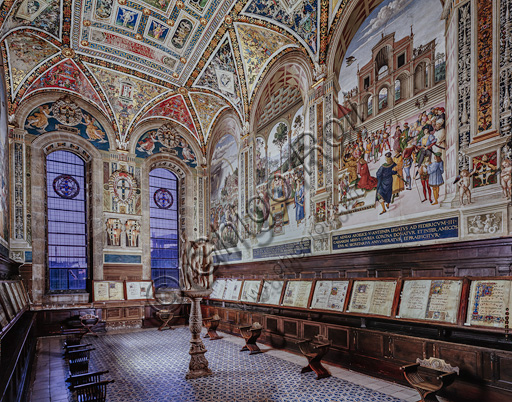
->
[
  {"left": 156, "top": 309, "right": 174, "bottom": 331},
  {"left": 297, "top": 335, "right": 332, "bottom": 380}
]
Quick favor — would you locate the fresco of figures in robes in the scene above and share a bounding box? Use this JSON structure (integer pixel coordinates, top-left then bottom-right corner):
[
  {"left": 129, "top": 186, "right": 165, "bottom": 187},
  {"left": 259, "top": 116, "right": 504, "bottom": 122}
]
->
[
  {"left": 335, "top": 0, "right": 447, "bottom": 226},
  {"left": 255, "top": 106, "right": 306, "bottom": 243},
  {"left": 210, "top": 134, "right": 239, "bottom": 250}
]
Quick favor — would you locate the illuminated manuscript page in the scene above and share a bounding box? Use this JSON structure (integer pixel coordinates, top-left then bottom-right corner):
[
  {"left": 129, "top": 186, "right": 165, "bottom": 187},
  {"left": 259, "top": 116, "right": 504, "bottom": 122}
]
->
[
  {"left": 467, "top": 280, "right": 511, "bottom": 328},
  {"left": 241, "top": 280, "right": 261, "bottom": 303},
  {"left": 425, "top": 280, "right": 462, "bottom": 323},
  {"left": 311, "top": 281, "right": 349, "bottom": 312},
  {"left": 369, "top": 281, "right": 397, "bottom": 317},
  {"left": 282, "top": 281, "right": 312, "bottom": 308},
  {"left": 210, "top": 279, "right": 226, "bottom": 299},
  {"left": 94, "top": 282, "right": 109, "bottom": 301},
  {"left": 108, "top": 282, "right": 124, "bottom": 300},
  {"left": 348, "top": 281, "right": 375, "bottom": 314},
  {"left": 224, "top": 280, "right": 242, "bottom": 301},
  {"left": 399, "top": 280, "right": 431, "bottom": 320},
  {"left": 259, "top": 281, "right": 284, "bottom": 305},
  {"left": 126, "top": 282, "right": 141, "bottom": 300}
]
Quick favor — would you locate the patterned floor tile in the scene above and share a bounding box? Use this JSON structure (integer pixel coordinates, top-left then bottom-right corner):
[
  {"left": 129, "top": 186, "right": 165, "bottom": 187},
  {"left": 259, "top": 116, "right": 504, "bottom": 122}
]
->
[{"left": 51, "top": 327, "right": 410, "bottom": 402}]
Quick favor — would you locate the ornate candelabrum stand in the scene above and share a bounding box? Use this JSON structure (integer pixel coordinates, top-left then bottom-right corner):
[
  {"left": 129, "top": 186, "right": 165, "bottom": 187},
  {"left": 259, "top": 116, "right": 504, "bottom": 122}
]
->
[{"left": 182, "top": 288, "right": 213, "bottom": 379}]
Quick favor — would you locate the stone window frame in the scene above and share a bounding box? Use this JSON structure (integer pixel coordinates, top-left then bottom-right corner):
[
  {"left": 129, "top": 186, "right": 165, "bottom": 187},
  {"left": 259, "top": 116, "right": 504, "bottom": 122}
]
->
[{"left": 30, "top": 133, "right": 104, "bottom": 304}]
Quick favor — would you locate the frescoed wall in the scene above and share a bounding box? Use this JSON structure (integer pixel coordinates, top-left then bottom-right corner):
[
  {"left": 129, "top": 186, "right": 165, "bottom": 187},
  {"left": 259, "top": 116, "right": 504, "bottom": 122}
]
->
[
  {"left": 24, "top": 99, "right": 110, "bottom": 151},
  {"left": 135, "top": 126, "right": 198, "bottom": 168},
  {"left": 210, "top": 134, "right": 239, "bottom": 250},
  {"left": 251, "top": 104, "right": 306, "bottom": 246},
  {"left": 212, "top": 0, "right": 510, "bottom": 264},
  {"left": 330, "top": 0, "right": 448, "bottom": 226},
  {"left": 0, "top": 65, "right": 9, "bottom": 255},
  {"left": 0, "top": 0, "right": 510, "bottom": 302}
]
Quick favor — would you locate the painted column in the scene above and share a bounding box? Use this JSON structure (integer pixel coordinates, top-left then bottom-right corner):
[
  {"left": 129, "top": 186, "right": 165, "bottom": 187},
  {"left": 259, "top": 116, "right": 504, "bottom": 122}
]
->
[{"left": 9, "top": 128, "right": 30, "bottom": 263}]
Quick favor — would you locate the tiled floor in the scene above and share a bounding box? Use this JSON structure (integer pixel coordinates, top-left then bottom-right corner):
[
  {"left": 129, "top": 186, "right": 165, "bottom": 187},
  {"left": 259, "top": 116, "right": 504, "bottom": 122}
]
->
[{"left": 28, "top": 327, "right": 421, "bottom": 402}]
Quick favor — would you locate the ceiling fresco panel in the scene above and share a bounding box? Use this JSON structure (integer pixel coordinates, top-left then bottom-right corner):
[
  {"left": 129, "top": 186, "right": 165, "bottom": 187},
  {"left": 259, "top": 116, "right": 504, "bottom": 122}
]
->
[
  {"left": 3, "top": 31, "right": 60, "bottom": 99},
  {"left": 234, "top": 22, "right": 297, "bottom": 98},
  {"left": 73, "top": 0, "right": 234, "bottom": 85},
  {"left": 0, "top": 0, "right": 62, "bottom": 40},
  {"left": 189, "top": 91, "right": 229, "bottom": 142},
  {"left": 242, "top": 0, "right": 319, "bottom": 58},
  {"left": 139, "top": 94, "right": 199, "bottom": 140},
  {"left": 0, "top": 0, "right": 326, "bottom": 149},
  {"left": 193, "top": 34, "right": 244, "bottom": 117},
  {"left": 23, "top": 58, "right": 108, "bottom": 114},
  {"left": 86, "top": 63, "right": 169, "bottom": 138}
]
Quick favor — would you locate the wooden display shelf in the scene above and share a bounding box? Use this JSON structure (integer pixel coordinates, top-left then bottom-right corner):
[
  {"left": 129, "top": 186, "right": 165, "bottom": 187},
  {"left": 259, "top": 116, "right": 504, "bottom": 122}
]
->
[{"left": 205, "top": 276, "right": 512, "bottom": 336}]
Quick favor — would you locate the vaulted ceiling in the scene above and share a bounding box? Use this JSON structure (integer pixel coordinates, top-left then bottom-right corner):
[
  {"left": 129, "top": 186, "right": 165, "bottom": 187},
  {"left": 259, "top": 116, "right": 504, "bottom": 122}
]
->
[{"left": 0, "top": 0, "right": 366, "bottom": 153}]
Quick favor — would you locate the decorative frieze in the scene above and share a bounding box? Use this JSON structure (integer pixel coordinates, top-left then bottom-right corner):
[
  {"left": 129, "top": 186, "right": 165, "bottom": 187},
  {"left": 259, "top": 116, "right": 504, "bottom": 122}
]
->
[
  {"left": 324, "top": 94, "right": 333, "bottom": 189},
  {"left": 476, "top": 0, "right": 493, "bottom": 133},
  {"left": 467, "top": 212, "right": 502, "bottom": 235},
  {"left": 316, "top": 102, "right": 324, "bottom": 189},
  {"left": 500, "top": 0, "right": 512, "bottom": 136},
  {"left": 14, "top": 142, "right": 24, "bottom": 240},
  {"left": 308, "top": 103, "right": 316, "bottom": 220},
  {"left": 458, "top": 2, "right": 471, "bottom": 172}
]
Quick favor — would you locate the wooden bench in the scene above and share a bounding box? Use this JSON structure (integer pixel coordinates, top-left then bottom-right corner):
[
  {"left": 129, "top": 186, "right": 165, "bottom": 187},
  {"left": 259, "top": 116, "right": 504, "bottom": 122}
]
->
[
  {"left": 239, "top": 322, "right": 263, "bottom": 355},
  {"left": 68, "top": 348, "right": 95, "bottom": 376},
  {"left": 401, "top": 357, "right": 459, "bottom": 402},
  {"left": 297, "top": 335, "right": 332, "bottom": 380},
  {"left": 203, "top": 314, "right": 222, "bottom": 340},
  {"left": 66, "top": 370, "right": 109, "bottom": 390},
  {"left": 75, "top": 379, "right": 115, "bottom": 402},
  {"left": 60, "top": 328, "right": 88, "bottom": 348},
  {"left": 63, "top": 343, "right": 93, "bottom": 359}
]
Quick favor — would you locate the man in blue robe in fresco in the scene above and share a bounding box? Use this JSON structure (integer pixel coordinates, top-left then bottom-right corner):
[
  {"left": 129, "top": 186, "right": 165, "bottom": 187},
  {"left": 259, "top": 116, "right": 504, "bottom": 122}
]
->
[
  {"left": 294, "top": 177, "right": 305, "bottom": 225},
  {"left": 376, "top": 152, "right": 397, "bottom": 215},
  {"left": 427, "top": 152, "right": 444, "bottom": 205}
]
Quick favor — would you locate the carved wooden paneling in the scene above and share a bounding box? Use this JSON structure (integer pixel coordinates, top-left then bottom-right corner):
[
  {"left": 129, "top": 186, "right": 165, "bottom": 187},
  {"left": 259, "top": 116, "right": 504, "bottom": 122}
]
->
[
  {"left": 226, "top": 310, "right": 238, "bottom": 323},
  {"left": 283, "top": 320, "right": 298, "bottom": 338},
  {"left": 495, "top": 354, "right": 512, "bottom": 387},
  {"left": 355, "top": 331, "right": 384, "bottom": 358},
  {"left": 435, "top": 344, "right": 479, "bottom": 378},
  {"left": 303, "top": 322, "right": 320, "bottom": 339},
  {"left": 125, "top": 307, "right": 142, "bottom": 320},
  {"left": 327, "top": 326, "right": 349, "bottom": 349},
  {"left": 265, "top": 316, "right": 279, "bottom": 333},
  {"left": 104, "top": 308, "right": 123, "bottom": 321},
  {"left": 214, "top": 239, "right": 512, "bottom": 279},
  {"left": 251, "top": 313, "right": 263, "bottom": 325},
  {"left": 392, "top": 337, "right": 425, "bottom": 363},
  {"left": 239, "top": 311, "right": 250, "bottom": 326}
]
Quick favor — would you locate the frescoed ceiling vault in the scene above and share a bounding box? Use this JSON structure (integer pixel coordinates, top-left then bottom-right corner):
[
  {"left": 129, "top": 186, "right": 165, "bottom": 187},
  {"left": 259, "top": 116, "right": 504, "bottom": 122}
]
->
[{"left": 0, "top": 0, "right": 375, "bottom": 153}]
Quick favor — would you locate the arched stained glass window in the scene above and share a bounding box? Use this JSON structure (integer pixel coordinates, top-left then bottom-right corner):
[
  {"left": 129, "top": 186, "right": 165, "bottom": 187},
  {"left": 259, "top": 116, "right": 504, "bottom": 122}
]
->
[
  {"left": 150, "top": 168, "right": 179, "bottom": 289},
  {"left": 46, "top": 150, "right": 87, "bottom": 291}
]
